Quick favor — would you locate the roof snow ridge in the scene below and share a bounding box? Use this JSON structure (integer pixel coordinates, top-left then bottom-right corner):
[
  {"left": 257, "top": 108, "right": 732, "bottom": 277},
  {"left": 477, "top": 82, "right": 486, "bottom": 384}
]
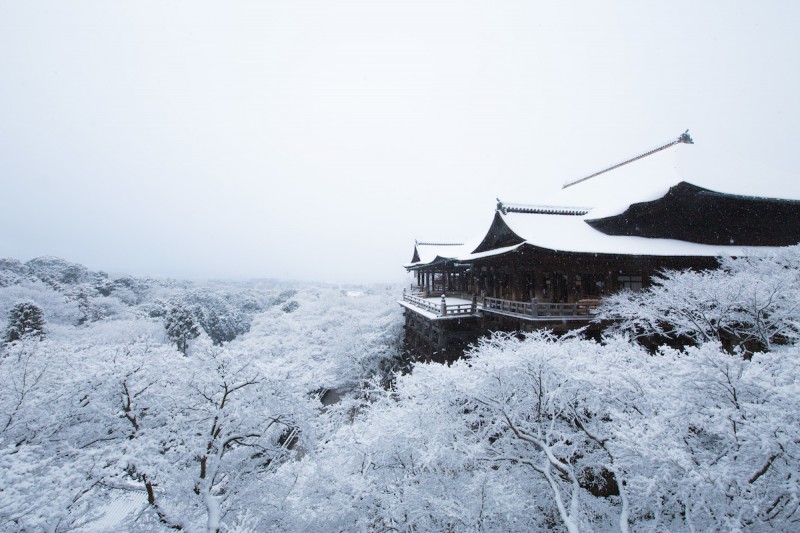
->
[
  {"left": 496, "top": 199, "right": 591, "bottom": 216},
  {"left": 415, "top": 241, "right": 465, "bottom": 247},
  {"left": 562, "top": 129, "right": 694, "bottom": 190}
]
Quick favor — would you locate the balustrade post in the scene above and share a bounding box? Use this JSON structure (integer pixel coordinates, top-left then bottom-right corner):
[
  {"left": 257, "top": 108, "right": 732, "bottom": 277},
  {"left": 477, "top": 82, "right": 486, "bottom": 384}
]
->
[
  {"left": 440, "top": 294, "right": 447, "bottom": 316},
  {"left": 531, "top": 298, "right": 538, "bottom": 317},
  {"left": 471, "top": 294, "right": 477, "bottom": 313}
]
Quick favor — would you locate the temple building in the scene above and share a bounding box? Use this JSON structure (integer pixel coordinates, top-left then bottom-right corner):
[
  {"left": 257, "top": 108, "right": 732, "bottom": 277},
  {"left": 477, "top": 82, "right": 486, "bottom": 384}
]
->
[{"left": 400, "top": 138, "right": 800, "bottom": 362}]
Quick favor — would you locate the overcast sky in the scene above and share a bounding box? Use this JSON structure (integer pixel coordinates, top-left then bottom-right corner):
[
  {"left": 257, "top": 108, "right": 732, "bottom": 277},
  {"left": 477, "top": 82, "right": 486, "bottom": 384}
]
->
[{"left": 2, "top": 1, "right": 799, "bottom": 283}]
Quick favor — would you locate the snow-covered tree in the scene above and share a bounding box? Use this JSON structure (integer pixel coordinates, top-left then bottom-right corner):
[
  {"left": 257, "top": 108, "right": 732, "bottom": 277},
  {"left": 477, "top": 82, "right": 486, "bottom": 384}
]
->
[
  {"left": 287, "top": 332, "right": 800, "bottom": 533},
  {"left": 4, "top": 301, "right": 45, "bottom": 342},
  {"left": 599, "top": 245, "right": 800, "bottom": 353},
  {"left": 3, "top": 253, "right": 798, "bottom": 531},
  {"left": 183, "top": 288, "right": 261, "bottom": 345},
  {"left": 164, "top": 302, "right": 200, "bottom": 355}
]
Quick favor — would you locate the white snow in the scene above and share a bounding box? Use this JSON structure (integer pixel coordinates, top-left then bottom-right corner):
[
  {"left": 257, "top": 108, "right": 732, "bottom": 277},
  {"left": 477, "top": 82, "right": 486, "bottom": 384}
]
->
[
  {"left": 551, "top": 141, "right": 685, "bottom": 217},
  {"left": 407, "top": 242, "right": 470, "bottom": 266},
  {"left": 406, "top": 145, "right": 785, "bottom": 268},
  {"left": 78, "top": 490, "right": 148, "bottom": 532},
  {"left": 408, "top": 205, "right": 776, "bottom": 269},
  {"left": 498, "top": 210, "right": 775, "bottom": 257}
]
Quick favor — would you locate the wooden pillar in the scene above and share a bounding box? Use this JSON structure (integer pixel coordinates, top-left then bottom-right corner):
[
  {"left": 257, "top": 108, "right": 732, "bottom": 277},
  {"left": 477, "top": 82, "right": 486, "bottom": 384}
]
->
[
  {"left": 564, "top": 272, "right": 571, "bottom": 302},
  {"left": 511, "top": 271, "right": 519, "bottom": 301}
]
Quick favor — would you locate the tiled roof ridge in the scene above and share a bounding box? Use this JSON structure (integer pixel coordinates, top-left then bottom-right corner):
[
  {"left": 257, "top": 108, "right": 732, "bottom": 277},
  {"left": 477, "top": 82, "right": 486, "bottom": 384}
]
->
[{"left": 496, "top": 199, "right": 591, "bottom": 216}]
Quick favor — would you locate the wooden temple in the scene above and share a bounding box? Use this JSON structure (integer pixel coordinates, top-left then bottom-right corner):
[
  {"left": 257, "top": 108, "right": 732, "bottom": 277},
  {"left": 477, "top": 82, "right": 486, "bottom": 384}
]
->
[{"left": 400, "top": 180, "right": 800, "bottom": 363}]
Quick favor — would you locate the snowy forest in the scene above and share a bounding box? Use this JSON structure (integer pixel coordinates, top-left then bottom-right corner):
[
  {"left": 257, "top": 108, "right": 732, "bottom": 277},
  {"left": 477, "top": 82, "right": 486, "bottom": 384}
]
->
[{"left": 2, "top": 251, "right": 800, "bottom": 532}]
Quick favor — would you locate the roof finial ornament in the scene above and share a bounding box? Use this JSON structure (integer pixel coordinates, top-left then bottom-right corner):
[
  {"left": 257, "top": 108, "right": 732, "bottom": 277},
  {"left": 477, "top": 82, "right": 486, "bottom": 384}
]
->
[{"left": 496, "top": 198, "right": 506, "bottom": 214}]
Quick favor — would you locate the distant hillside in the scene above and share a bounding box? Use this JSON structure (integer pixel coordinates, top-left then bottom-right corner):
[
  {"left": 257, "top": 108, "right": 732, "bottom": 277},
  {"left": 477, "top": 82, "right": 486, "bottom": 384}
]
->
[{"left": 0, "top": 256, "right": 291, "bottom": 343}]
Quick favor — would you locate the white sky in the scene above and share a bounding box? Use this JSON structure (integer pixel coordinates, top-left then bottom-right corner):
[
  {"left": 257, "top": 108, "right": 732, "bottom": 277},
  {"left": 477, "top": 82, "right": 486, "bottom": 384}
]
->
[{"left": 2, "top": 1, "right": 799, "bottom": 283}]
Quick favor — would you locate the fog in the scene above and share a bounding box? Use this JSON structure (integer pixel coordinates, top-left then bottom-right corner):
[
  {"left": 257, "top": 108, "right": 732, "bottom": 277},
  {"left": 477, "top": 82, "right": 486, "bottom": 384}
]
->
[{"left": 2, "top": 1, "right": 799, "bottom": 282}]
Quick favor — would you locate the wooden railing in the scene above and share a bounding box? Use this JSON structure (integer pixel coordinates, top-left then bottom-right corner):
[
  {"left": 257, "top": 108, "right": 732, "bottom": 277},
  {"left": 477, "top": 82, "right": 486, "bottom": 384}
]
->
[
  {"left": 403, "top": 293, "right": 600, "bottom": 319},
  {"left": 443, "top": 301, "right": 478, "bottom": 316},
  {"left": 482, "top": 296, "right": 601, "bottom": 319},
  {"left": 402, "top": 293, "right": 441, "bottom": 314},
  {"left": 408, "top": 288, "right": 474, "bottom": 300},
  {"left": 402, "top": 293, "right": 478, "bottom": 317}
]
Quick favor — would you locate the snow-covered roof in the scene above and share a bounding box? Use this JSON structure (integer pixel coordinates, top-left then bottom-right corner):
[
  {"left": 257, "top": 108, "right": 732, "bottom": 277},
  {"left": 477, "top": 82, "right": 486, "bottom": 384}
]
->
[
  {"left": 405, "top": 241, "right": 470, "bottom": 268},
  {"left": 406, "top": 181, "right": 788, "bottom": 269},
  {"left": 406, "top": 221, "right": 508, "bottom": 268},
  {"left": 585, "top": 181, "right": 800, "bottom": 246},
  {"left": 460, "top": 243, "right": 525, "bottom": 261},
  {"left": 583, "top": 183, "right": 673, "bottom": 219},
  {"left": 497, "top": 209, "right": 772, "bottom": 257},
  {"left": 403, "top": 133, "right": 800, "bottom": 269},
  {"left": 405, "top": 136, "right": 800, "bottom": 269},
  {"left": 550, "top": 142, "right": 684, "bottom": 219}
]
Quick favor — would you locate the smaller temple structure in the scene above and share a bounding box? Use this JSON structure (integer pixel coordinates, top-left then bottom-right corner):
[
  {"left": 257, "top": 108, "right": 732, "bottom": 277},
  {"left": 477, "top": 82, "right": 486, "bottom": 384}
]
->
[{"left": 401, "top": 170, "right": 800, "bottom": 362}]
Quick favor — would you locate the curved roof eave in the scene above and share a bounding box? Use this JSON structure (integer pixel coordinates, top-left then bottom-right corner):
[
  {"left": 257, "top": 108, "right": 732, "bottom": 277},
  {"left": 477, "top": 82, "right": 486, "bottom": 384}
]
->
[{"left": 470, "top": 211, "right": 526, "bottom": 254}]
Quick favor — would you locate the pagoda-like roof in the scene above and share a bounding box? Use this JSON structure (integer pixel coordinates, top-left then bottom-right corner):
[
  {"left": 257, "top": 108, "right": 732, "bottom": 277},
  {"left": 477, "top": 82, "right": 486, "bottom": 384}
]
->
[
  {"left": 407, "top": 181, "right": 800, "bottom": 269},
  {"left": 480, "top": 206, "right": 770, "bottom": 257},
  {"left": 406, "top": 241, "right": 468, "bottom": 268}
]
